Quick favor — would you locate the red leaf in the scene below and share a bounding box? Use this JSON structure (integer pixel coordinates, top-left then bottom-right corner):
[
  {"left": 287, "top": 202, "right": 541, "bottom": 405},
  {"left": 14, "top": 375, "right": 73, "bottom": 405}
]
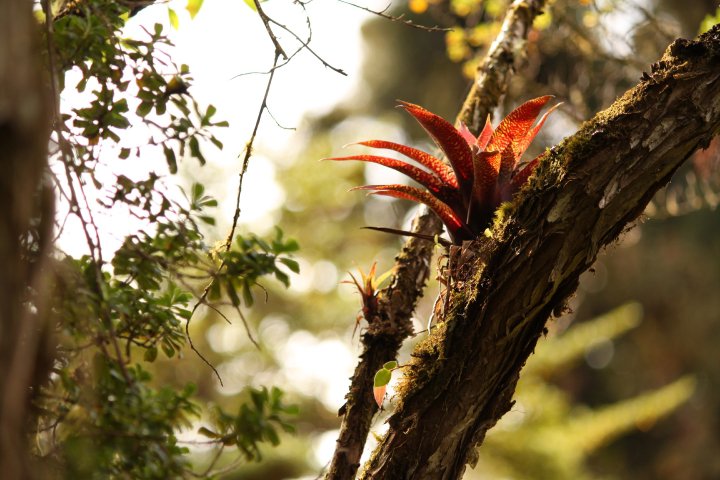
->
[
  {"left": 514, "top": 102, "right": 562, "bottom": 158},
  {"left": 398, "top": 101, "right": 474, "bottom": 187},
  {"left": 471, "top": 151, "right": 502, "bottom": 205},
  {"left": 497, "top": 144, "right": 518, "bottom": 188},
  {"left": 353, "top": 140, "right": 458, "bottom": 188},
  {"left": 457, "top": 123, "right": 477, "bottom": 147},
  {"left": 477, "top": 114, "right": 494, "bottom": 151},
  {"left": 326, "top": 154, "right": 448, "bottom": 195},
  {"left": 486, "top": 96, "right": 554, "bottom": 157},
  {"left": 354, "top": 184, "right": 467, "bottom": 241}
]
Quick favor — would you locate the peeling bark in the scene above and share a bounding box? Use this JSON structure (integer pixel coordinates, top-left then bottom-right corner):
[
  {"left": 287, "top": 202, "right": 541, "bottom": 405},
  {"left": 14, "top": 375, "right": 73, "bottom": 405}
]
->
[{"left": 359, "top": 27, "right": 720, "bottom": 480}]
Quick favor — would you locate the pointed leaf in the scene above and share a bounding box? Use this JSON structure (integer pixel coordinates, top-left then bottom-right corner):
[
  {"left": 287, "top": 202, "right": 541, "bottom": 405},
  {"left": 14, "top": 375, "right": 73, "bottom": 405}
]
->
[
  {"left": 327, "top": 155, "right": 449, "bottom": 196},
  {"left": 486, "top": 96, "right": 553, "bottom": 155},
  {"left": 399, "top": 101, "right": 474, "bottom": 187},
  {"left": 497, "top": 144, "right": 518, "bottom": 188},
  {"left": 471, "top": 151, "right": 502, "bottom": 205},
  {"left": 514, "top": 102, "right": 562, "bottom": 158},
  {"left": 457, "top": 123, "right": 477, "bottom": 147},
  {"left": 354, "top": 184, "right": 466, "bottom": 238},
  {"left": 477, "top": 114, "right": 494, "bottom": 151},
  {"left": 373, "top": 384, "right": 387, "bottom": 408},
  {"left": 354, "top": 140, "right": 458, "bottom": 188}
]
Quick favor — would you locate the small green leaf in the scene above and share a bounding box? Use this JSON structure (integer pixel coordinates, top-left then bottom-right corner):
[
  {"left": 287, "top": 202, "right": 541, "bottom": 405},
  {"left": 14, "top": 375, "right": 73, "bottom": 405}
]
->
[
  {"left": 383, "top": 361, "right": 398, "bottom": 370},
  {"left": 197, "top": 427, "right": 220, "bottom": 438},
  {"left": 243, "top": 0, "right": 258, "bottom": 12},
  {"left": 210, "top": 136, "right": 224, "bottom": 150},
  {"left": 162, "top": 342, "right": 176, "bottom": 358},
  {"left": 144, "top": 346, "right": 158, "bottom": 362},
  {"left": 168, "top": 8, "right": 179, "bottom": 29},
  {"left": 242, "top": 282, "right": 254, "bottom": 307},
  {"left": 163, "top": 145, "right": 178, "bottom": 174},
  {"left": 226, "top": 280, "right": 241, "bottom": 307},
  {"left": 136, "top": 101, "right": 152, "bottom": 118},
  {"left": 119, "top": 147, "right": 131, "bottom": 159},
  {"left": 374, "top": 368, "right": 392, "bottom": 387},
  {"left": 186, "top": 0, "right": 204, "bottom": 18},
  {"left": 279, "top": 258, "right": 299, "bottom": 274},
  {"left": 191, "top": 182, "right": 204, "bottom": 201}
]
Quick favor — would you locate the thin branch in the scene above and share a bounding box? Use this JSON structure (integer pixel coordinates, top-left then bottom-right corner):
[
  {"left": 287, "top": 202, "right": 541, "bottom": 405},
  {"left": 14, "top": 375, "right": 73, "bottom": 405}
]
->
[
  {"left": 252, "top": 0, "right": 288, "bottom": 60},
  {"left": 185, "top": 52, "right": 281, "bottom": 383},
  {"left": 336, "top": 0, "right": 450, "bottom": 32},
  {"left": 268, "top": 18, "right": 347, "bottom": 75}
]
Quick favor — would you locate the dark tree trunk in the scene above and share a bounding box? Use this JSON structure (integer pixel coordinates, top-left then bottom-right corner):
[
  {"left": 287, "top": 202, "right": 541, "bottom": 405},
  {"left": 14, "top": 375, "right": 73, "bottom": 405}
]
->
[
  {"left": 359, "top": 27, "right": 720, "bottom": 480},
  {"left": 326, "top": 1, "right": 548, "bottom": 477},
  {"left": 0, "top": 2, "right": 54, "bottom": 478}
]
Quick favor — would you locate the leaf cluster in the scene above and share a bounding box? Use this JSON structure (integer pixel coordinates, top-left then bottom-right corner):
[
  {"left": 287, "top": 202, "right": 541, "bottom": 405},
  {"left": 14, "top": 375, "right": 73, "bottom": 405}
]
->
[{"left": 199, "top": 387, "right": 299, "bottom": 462}]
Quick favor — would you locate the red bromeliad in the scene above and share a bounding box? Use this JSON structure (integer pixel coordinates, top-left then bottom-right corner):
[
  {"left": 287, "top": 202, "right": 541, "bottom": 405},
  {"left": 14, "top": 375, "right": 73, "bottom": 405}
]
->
[{"left": 326, "top": 96, "right": 560, "bottom": 244}]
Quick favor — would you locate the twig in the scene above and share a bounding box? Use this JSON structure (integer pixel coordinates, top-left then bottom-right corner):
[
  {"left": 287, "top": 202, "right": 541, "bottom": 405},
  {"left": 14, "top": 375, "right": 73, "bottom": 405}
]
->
[
  {"left": 252, "top": 0, "right": 288, "bottom": 59},
  {"left": 336, "top": 0, "right": 450, "bottom": 32},
  {"left": 268, "top": 18, "right": 347, "bottom": 75},
  {"left": 186, "top": 52, "right": 281, "bottom": 384}
]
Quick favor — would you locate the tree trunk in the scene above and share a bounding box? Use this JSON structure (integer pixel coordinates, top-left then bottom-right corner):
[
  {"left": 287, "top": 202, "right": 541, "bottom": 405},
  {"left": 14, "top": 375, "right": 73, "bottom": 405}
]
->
[
  {"left": 0, "top": 2, "right": 54, "bottom": 478},
  {"left": 326, "top": 1, "right": 548, "bottom": 477},
  {"left": 359, "top": 27, "right": 720, "bottom": 479}
]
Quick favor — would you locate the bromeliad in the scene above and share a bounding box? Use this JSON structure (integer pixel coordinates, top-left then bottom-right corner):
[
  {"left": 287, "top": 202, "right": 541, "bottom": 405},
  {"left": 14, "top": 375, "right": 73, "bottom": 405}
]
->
[{"left": 326, "top": 96, "right": 560, "bottom": 244}]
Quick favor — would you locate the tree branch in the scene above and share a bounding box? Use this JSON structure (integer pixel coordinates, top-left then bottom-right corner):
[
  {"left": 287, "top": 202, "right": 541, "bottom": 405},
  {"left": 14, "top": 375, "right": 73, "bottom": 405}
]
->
[
  {"left": 325, "top": 1, "right": 547, "bottom": 478},
  {"left": 359, "top": 26, "right": 720, "bottom": 479}
]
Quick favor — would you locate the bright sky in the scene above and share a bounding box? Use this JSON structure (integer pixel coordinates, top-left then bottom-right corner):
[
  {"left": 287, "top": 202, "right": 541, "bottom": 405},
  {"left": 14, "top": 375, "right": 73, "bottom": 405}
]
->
[{"left": 57, "top": 0, "right": 385, "bottom": 255}]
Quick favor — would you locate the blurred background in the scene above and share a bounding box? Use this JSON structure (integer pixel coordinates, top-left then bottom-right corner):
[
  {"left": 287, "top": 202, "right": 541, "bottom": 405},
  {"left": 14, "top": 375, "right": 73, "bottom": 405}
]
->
[{"left": 64, "top": 0, "right": 719, "bottom": 478}]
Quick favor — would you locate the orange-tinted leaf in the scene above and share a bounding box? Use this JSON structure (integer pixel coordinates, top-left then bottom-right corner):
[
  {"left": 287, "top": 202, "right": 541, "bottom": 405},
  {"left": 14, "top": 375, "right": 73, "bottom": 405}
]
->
[
  {"left": 514, "top": 102, "right": 562, "bottom": 158},
  {"left": 497, "top": 144, "right": 518, "bottom": 187},
  {"left": 326, "top": 155, "right": 448, "bottom": 196},
  {"left": 471, "top": 151, "right": 501, "bottom": 205},
  {"left": 354, "top": 184, "right": 466, "bottom": 239},
  {"left": 486, "top": 96, "right": 553, "bottom": 156},
  {"left": 373, "top": 384, "right": 387, "bottom": 408},
  {"left": 355, "top": 140, "right": 458, "bottom": 188},
  {"left": 477, "top": 114, "right": 494, "bottom": 151},
  {"left": 399, "top": 101, "right": 474, "bottom": 186},
  {"left": 457, "top": 123, "right": 477, "bottom": 146}
]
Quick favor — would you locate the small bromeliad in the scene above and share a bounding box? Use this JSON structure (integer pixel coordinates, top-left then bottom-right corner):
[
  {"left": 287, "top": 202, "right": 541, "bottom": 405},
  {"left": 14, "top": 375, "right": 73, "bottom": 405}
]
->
[{"left": 326, "top": 96, "right": 560, "bottom": 244}]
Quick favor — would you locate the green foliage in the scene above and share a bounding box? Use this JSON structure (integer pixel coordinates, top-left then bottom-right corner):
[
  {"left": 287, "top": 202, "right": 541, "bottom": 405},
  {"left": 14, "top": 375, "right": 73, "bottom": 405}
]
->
[
  {"left": 209, "top": 227, "right": 300, "bottom": 308},
  {"left": 199, "top": 387, "right": 299, "bottom": 462},
  {"left": 35, "top": 1, "right": 300, "bottom": 477}
]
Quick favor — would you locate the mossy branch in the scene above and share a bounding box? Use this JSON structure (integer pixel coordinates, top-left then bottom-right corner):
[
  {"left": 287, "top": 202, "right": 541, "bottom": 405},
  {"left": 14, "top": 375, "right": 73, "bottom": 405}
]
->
[
  {"left": 359, "top": 26, "right": 720, "bottom": 480},
  {"left": 325, "top": 1, "right": 548, "bottom": 478}
]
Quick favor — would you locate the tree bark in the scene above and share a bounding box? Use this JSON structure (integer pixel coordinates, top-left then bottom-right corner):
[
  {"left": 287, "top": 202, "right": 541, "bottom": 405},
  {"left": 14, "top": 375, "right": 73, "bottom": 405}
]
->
[
  {"left": 359, "top": 26, "right": 720, "bottom": 479},
  {"left": 0, "top": 2, "right": 54, "bottom": 479},
  {"left": 326, "top": 1, "right": 547, "bottom": 478}
]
